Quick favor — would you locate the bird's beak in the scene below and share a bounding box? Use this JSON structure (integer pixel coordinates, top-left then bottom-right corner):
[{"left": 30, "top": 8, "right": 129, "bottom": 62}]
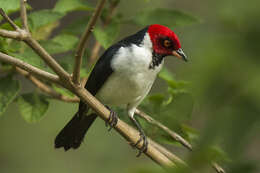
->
[{"left": 172, "top": 48, "right": 188, "bottom": 62}]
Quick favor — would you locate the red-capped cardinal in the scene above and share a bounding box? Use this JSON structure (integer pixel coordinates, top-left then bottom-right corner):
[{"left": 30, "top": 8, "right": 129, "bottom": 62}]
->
[{"left": 55, "top": 24, "right": 187, "bottom": 156}]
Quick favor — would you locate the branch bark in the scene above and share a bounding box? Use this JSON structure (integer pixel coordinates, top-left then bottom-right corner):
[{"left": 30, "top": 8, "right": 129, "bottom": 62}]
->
[
  {"left": 20, "top": 0, "right": 29, "bottom": 32},
  {"left": 73, "top": 0, "right": 107, "bottom": 85}
]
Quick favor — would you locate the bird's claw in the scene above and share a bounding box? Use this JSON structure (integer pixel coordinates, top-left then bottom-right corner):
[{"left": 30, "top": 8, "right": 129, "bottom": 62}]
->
[
  {"left": 134, "top": 132, "right": 148, "bottom": 157},
  {"left": 105, "top": 106, "right": 118, "bottom": 131}
]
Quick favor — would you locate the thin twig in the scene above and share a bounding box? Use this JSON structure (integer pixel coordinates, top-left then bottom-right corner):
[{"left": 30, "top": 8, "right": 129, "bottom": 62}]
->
[
  {"left": 0, "top": 52, "right": 61, "bottom": 85},
  {"left": 0, "top": 8, "right": 19, "bottom": 30},
  {"left": 88, "top": 0, "right": 118, "bottom": 65},
  {"left": 135, "top": 109, "right": 193, "bottom": 150},
  {"left": 15, "top": 67, "right": 79, "bottom": 103},
  {"left": 73, "top": 0, "right": 107, "bottom": 85},
  {"left": 212, "top": 162, "right": 226, "bottom": 173},
  {"left": 135, "top": 109, "right": 226, "bottom": 173},
  {"left": 20, "top": 0, "right": 29, "bottom": 32}
]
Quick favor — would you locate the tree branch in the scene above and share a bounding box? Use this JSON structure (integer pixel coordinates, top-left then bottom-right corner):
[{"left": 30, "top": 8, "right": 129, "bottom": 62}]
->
[
  {"left": 0, "top": 29, "right": 21, "bottom": 39},
  {"left": 72, "top": 0, "right": 107, "bottom": 85},
  {"left": 20, "top": 0, "right": 29, "bottom": 32},
  {"left": 0, "top": 52, "right": 61, "bottom": 85}
]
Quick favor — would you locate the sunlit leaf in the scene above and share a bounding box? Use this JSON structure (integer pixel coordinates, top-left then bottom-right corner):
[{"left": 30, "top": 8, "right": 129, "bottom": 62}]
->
[
  {"left": 131, "top": 8, "right": 200, "bottom": 27},
  {"left": 18, "top": 93, "right": 49, "bottom": 123},
  {"left": 0, "top": 0, "right": 20, "bottom": 15},
  {"left": 53, "top": 0, "right": 93, "bottom": 14},
  {"left": 0, "top": 75, "right": 20, "bottom": 116},
  {"left": 28, "top": 10, "right": 63, "bottom": 31},
  {"left": 32, "top": 22, "right": 60, "bottom": 40}
]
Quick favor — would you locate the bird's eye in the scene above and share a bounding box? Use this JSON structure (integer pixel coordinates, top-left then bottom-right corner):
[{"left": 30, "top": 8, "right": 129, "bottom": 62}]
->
[{"left": 163, "top": 39, "right": 172, "bottom": 48}]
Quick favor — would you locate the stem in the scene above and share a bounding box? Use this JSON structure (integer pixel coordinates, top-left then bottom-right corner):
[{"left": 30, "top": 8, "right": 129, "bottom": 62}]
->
[
  {"left": 135, "top": 109, "right": 192, "bottom": 150},
  {"left": 20, "top": 0, "right": 29, "bottom": 32},
  {"left": 72, "top": 0, "right": 107, "bottom": 85}
]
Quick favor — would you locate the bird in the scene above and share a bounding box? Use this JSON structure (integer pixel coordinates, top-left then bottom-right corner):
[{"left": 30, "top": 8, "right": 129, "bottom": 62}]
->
[{"left": 54, "top": 24, "right": 187, "bottom": 156}]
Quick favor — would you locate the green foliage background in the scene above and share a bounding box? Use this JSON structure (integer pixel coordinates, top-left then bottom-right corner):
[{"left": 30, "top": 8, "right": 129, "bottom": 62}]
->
[{"left": 0, "top": 0, "right": 259, "bottom": 173}]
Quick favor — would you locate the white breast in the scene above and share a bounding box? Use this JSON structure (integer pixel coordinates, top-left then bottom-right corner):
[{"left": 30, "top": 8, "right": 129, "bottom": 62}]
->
[{"left": 96, "top": 33, "right": 163, "bottom": 107}]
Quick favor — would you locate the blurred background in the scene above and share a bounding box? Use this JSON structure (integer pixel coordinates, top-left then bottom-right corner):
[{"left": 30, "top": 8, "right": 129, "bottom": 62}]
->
[{"left": 0, "top": 0, "right": 260, "bottom": 173}]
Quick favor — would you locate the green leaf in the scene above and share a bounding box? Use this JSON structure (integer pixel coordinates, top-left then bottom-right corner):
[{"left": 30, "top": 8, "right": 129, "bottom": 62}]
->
[
  {"left": 52, "top": 34, "right": 78, "bottom": 51},
  {"left": 131, "top": 8, "right": 200, "bottom": 27},
  {"left": 93, "top": 20, "right": 120, "bottom": 49},
  {"left": 62, "top": 16, "right": 90, "bottom": 35},
  {"left": 159, "top": 67, "right": 178, "bottom": 88},
  {"left": 53, "top": 0, "right": 93, "bottom": 14},
  {"left": 18, "top": 93, "right": 49, "bottom": 123},
  {"left": 28, "top": 10, "right": 63, "bottom": 31},
  {"left": 41, "top": 34, "right": 78, "bottom": 54},
  {"left": 0, "top": 75, "right": 20, "bottom": 116},
  {"left": 32, "top": 22, "right": 60, "bottom": 40}
]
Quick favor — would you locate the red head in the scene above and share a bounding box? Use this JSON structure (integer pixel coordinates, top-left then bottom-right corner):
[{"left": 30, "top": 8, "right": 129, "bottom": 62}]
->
[{"left": 148, "top": 24, "right": 187, "bottom": 61}]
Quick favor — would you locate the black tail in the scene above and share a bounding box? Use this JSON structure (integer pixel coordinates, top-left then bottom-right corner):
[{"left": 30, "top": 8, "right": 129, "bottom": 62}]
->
[{"left": 55, "top": 102, "right": 97, "bottom": 151}]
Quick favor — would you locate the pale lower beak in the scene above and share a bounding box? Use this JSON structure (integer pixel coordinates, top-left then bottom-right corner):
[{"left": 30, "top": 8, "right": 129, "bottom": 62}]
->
[{"left": 172, "top": 48, "right": 188, "bottom": 62}]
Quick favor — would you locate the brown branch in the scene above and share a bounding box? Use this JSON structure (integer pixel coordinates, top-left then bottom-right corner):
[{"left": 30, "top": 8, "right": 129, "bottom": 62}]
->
[
  {"left": 0, "top": 8, "right": 19, "bottom": 30},
  {"left": 212, "top": 162, "right": 226, "bottom": 173},
  {"left": 0, "top": 52, "right": 61, "bottom": 85},
  {"left": 0, "top": 29, "right": 21, "bottom": 39},
  {"left": 15, "top": 67, "right": 79, "bottom": 103},
  {"left": 135, "top": 109, "right": 193, "bottom": 150},
  {"left": 149, "top": 139, "right": 186, "bottom": 166},
  {"left": 73, "top": 0, "right": 107, "bottom": 85},
  {"left": 20, "top": 0, "right": 29, "bottom": 32}
]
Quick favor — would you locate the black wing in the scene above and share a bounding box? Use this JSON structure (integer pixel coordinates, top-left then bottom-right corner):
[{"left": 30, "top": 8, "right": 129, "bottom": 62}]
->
[{"left": 85, "top": 45, "right": 120, "bottom": 95}]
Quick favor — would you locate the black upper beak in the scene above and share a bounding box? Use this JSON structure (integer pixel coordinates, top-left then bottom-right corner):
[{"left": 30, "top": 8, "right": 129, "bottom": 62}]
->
[{"left": 172, "top": 48, "right": 188, "bottom": 62}]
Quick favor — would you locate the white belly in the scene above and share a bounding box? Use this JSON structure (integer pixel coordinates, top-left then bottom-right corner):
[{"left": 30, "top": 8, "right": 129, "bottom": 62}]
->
[{"left": 96, "top": 43, "right": 163, "bottom": 106}]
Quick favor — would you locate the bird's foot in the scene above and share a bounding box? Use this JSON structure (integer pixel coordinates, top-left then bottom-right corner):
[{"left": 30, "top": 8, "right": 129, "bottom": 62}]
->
[
  {"left": 105, "top": 106, "right": 118, "bottom": 131},
  {"left": 134, "top": 132, "right": 148, "bottom": 157}
]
